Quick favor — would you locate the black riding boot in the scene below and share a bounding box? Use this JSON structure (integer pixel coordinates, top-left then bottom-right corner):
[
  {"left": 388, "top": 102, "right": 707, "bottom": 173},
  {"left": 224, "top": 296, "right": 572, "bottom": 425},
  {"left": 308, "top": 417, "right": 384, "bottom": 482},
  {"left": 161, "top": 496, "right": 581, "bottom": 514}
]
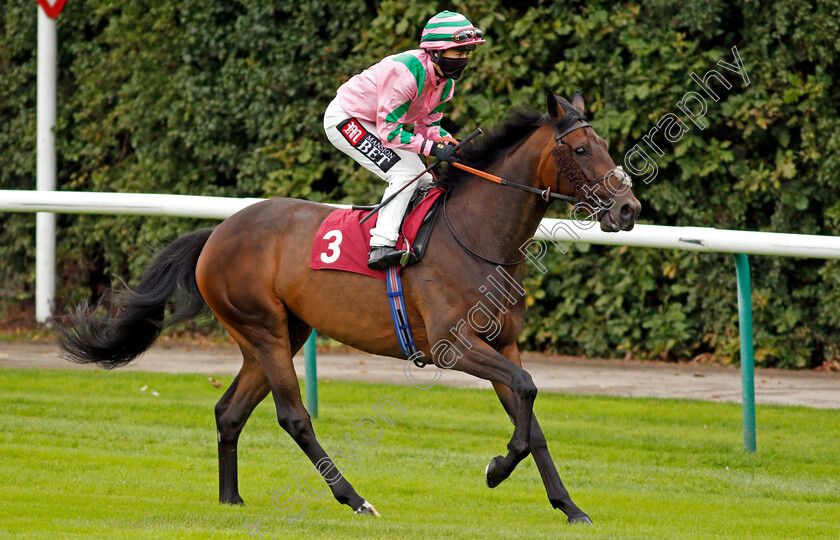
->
[{"left": 367, "top": 246, "right": 404, "bottom": 270}]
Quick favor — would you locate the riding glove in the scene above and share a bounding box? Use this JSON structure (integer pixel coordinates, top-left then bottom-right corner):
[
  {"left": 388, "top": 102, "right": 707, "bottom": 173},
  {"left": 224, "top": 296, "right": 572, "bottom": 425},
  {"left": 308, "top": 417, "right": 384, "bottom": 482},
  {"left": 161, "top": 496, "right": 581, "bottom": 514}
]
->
[{"left": 430, "top": 141, "right": 459, "bottom": 163}]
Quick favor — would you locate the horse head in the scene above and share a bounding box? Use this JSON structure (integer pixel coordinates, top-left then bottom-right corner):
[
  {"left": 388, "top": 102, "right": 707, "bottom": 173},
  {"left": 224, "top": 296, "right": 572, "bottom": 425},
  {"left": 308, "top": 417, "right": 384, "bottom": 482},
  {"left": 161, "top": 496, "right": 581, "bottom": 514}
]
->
[{"left": 540, "top": 90, "right": 642, "bottom": 232}]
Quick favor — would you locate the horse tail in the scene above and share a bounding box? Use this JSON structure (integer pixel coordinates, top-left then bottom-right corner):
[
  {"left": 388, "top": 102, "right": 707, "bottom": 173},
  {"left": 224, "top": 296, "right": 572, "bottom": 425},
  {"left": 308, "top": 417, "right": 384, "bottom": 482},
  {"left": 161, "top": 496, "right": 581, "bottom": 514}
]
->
[{"left": 56, "top": 228, "right": 215, "bottom": 369}]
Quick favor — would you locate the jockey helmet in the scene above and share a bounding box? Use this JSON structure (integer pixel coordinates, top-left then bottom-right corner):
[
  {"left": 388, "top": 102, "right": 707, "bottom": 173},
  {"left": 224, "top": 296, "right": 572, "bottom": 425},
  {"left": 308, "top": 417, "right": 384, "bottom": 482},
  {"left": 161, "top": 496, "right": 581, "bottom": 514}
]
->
[{"left": 420, "top": 10, "right": 486, "bottom": 51}]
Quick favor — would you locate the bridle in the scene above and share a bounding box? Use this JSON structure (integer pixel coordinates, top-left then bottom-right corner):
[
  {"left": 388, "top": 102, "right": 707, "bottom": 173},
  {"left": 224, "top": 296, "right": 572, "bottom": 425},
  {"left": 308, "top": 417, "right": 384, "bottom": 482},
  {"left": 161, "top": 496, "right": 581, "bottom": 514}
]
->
[
  {"left": 442, "top": 119, "right": 632, "bottom": 266},
  {"left": 553, "top": 120, "right": 632, "bottom": 211}
]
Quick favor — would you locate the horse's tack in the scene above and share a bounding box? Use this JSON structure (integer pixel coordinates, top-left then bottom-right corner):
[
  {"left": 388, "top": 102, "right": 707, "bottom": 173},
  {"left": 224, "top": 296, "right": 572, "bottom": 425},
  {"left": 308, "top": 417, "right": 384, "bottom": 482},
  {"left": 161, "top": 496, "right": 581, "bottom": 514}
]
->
[
  {"left": 441, "top": 119, "right": 628, "bottom": 267},
  {"left": 553, "top": 121, "right": 633, "bottom": 210},
  {"left": 385, "top": 266, "right": 425, "bottom": 367},
  {"left": 387, "top": 120, "right": 636, "bottom": 337}
]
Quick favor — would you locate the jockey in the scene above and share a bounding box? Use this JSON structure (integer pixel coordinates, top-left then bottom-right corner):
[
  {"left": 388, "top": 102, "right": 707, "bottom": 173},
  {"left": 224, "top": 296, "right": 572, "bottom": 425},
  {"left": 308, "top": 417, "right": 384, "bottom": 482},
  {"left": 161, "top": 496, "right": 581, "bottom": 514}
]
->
[{"left": 323, "top": 10, "right": 485, "bottom": 270}]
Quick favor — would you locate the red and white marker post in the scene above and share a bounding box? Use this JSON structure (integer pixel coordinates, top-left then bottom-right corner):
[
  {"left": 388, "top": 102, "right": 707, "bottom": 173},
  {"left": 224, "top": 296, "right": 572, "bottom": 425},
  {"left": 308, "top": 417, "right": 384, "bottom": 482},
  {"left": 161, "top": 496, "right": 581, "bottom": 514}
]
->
[{"left": 35, "top": 0, "right": 66, "bottom": 323}]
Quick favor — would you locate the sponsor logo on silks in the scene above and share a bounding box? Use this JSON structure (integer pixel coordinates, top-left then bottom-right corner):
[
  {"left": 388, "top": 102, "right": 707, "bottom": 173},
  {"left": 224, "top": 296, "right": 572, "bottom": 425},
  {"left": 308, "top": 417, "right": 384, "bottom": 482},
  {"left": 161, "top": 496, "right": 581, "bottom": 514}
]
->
[{"left": 337, "top": 118, "right": 400, "bottom": 173}]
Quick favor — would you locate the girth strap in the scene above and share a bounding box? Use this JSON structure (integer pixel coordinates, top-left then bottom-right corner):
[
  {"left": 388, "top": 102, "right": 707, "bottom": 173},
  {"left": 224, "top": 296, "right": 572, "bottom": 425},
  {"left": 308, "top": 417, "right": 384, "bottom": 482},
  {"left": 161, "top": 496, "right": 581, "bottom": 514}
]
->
[{"left": 385, "top": 266, "right": 425, "bottom": 367}]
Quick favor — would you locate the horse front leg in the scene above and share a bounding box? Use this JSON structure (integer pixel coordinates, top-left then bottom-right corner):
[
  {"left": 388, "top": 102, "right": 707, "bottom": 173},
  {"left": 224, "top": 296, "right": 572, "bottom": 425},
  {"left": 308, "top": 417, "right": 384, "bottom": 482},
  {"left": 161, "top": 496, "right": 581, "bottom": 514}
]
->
[
  {"left": 489, "top": 344, "right": 590, "bottom": 524},
  {"left": 439, "top": 334, "right": 537, "bottom": 486},
  {"left": 491, "top": 380, "right": 590, "bottom": 523}
]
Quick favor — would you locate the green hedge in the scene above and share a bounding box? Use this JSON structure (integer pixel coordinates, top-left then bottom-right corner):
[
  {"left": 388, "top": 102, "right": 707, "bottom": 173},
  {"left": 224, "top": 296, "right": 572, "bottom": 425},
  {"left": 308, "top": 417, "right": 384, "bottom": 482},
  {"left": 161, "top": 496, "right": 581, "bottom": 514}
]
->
[{"left": 2, "top": 0, "right": 838, "bottom": 368}]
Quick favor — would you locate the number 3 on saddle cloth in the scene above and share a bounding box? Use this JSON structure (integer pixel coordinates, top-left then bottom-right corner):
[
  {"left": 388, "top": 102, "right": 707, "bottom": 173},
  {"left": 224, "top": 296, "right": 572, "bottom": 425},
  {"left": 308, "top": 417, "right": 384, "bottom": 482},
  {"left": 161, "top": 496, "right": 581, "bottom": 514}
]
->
[
  {"left": 309, "top": 188, "right": 444, "bottom": 364},
  {"left": 309, "top": 187, "right": 445, "bottom": 280}
]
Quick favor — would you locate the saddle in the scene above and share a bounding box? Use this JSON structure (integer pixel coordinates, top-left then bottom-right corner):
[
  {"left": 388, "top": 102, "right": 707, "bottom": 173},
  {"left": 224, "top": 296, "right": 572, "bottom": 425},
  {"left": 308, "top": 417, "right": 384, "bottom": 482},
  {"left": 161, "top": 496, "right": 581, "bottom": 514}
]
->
[
  {"left": 309, "top": 187, "right": 445, "bottom": 280},
  {"left": 352, "top": 186, "right": 441, "bottom": 262}
]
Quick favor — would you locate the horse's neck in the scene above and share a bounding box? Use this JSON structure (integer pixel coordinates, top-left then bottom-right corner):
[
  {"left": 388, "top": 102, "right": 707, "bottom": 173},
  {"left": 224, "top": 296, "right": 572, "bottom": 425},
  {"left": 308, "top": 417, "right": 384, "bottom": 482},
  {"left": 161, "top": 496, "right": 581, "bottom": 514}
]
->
[{"left": 448, "top": 142, "right": 550, "bottom": 265}]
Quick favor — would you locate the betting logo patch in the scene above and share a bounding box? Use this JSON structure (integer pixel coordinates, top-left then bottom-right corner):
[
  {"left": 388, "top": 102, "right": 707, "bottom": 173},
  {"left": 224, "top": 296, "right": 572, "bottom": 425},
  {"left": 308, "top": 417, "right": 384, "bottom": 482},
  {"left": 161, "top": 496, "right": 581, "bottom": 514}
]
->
[{"left": 337, "top": 118, "right": 400, "bottom": 172}]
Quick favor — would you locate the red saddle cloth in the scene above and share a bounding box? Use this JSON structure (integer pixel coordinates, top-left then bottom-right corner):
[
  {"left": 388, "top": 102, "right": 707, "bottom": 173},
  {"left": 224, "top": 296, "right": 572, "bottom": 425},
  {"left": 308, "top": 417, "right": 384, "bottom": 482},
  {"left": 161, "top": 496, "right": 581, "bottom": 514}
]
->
[{"left": 309, "top": 187, "right": 444, "bottom": 280}]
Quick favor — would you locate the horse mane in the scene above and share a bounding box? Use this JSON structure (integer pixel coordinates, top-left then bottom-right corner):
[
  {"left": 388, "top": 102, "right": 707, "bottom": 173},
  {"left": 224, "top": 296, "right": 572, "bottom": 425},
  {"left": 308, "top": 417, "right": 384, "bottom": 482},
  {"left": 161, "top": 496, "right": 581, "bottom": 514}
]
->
[{"left": 435, "top": 97, "right": 586, "bottom": 189}]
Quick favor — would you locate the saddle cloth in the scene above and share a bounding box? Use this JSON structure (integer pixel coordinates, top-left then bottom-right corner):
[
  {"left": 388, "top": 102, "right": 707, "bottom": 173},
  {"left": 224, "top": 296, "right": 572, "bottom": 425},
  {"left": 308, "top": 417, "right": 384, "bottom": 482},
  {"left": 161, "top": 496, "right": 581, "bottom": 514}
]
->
[{"left": 309, "top": 187, "right": 444, "bottom": 280}]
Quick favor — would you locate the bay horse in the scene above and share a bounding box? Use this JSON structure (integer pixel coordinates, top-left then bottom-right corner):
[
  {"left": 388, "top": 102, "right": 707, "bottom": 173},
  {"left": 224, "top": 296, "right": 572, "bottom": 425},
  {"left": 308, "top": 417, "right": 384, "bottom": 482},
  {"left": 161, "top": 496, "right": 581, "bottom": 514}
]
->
[{"left": 57, "top": 90, "right": 640, "bottom": 524}]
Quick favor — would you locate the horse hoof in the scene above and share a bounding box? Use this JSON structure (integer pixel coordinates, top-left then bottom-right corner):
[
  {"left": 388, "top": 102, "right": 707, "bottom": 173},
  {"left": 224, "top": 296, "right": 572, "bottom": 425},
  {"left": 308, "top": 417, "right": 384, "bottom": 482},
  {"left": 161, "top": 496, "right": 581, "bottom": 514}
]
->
[
  {"left": 220, "top": 496, "right": 244, "bottom": 506},
  {"left": 485, "top": 455, "right": 507, "bottom": 488},
  {"left": 354, "top": 501, "right": 381, "bottom": 517},
  {"left": 568, "top": 514, "right": 592, "bottom": 525}
]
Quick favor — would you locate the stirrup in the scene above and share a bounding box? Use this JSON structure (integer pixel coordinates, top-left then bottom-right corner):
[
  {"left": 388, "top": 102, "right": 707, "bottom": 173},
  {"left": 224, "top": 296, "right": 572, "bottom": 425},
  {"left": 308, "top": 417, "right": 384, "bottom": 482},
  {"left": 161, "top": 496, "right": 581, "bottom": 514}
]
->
[{"left": 367, "top": 246, "right": 403, "bottom": 270}]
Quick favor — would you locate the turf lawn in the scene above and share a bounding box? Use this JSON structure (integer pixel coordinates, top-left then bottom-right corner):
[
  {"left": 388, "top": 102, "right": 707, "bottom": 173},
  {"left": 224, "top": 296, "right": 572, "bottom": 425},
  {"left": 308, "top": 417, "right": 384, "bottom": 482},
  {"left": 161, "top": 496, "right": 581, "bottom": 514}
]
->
[{"left": 0, "top": 367, "right": 838, "bottom": 539}]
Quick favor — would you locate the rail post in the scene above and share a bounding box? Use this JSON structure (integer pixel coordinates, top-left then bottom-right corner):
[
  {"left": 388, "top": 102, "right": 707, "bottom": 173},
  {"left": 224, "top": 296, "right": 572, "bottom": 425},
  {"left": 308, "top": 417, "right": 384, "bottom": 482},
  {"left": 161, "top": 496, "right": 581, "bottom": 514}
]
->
[
  {"left": 733, "top": 253, "right": 756, "bottom": 453},
  {"left": 304, "top": 330, "right": 318, "bottom": 418},
  {"left": 36, "top": 7, "right": 58, "bottom": 324}
]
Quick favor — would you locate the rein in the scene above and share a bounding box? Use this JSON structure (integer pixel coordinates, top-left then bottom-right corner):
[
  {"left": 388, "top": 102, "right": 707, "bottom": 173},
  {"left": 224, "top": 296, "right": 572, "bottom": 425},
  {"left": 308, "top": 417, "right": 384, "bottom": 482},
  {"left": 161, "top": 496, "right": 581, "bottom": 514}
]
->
[
  {"left": 448, "top": 120, "right": 630, "bottom": 206},
  {"left": 450, "top": 162, "right": 580, "bottom": 204},
  {"left": 442, "top": 119, "right": 625, "bottom": 266}
]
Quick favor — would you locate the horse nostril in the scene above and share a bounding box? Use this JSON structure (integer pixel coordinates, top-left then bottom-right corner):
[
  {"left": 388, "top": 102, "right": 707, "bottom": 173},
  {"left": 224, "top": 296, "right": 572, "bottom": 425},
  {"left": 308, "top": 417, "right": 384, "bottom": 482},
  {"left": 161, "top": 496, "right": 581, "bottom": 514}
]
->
[{"left": 620, "top": 203, "right": 635, "bottom": 221}]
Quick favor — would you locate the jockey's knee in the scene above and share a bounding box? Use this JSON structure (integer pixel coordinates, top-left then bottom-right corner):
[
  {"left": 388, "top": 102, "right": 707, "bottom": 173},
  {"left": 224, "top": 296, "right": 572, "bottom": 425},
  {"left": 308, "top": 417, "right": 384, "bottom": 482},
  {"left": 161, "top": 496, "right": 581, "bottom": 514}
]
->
[
  {"left": 417, "top": 172, "right": 435, "bottom": 189},
  {"left": 387, "top": 171, "right": 430, "bottom": 191},
  {"left": 388, "top": 171, "right": 432, "bottom": 189}
]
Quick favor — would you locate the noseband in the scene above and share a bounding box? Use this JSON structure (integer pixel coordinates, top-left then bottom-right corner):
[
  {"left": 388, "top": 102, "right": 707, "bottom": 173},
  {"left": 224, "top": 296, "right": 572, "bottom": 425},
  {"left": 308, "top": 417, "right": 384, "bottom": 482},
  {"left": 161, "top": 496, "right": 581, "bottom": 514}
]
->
[{"left": 553, "top": 121, "right": 632, "bottom": 211}]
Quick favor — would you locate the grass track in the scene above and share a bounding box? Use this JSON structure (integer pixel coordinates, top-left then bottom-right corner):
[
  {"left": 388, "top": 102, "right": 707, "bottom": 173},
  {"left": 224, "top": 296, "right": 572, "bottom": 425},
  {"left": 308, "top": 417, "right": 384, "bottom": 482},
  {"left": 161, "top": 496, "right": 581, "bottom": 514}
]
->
[{"left": 0, "top": 367, "right": 838, "bottom": 539}]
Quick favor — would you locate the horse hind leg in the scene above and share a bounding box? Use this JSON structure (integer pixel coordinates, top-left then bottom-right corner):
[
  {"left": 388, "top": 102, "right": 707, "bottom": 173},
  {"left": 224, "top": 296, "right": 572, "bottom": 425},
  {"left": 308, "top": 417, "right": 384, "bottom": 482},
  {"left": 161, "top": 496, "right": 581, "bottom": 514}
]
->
[
  {"left": 214, "top": 315, "right": 318, "bottom": 506},
  {"left": 232, "top": 304, "right": 378, "bottom": 517},
  {"left": 215, "top": 344, "right": 270, "bottom": 505}
]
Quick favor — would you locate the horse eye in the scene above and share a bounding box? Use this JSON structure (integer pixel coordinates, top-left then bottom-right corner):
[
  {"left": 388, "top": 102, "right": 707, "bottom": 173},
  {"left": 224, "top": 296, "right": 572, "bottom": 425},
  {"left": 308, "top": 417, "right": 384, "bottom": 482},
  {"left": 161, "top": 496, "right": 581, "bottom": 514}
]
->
[{"left": 575, "top": 146, "right": 587, "bottom": 155}]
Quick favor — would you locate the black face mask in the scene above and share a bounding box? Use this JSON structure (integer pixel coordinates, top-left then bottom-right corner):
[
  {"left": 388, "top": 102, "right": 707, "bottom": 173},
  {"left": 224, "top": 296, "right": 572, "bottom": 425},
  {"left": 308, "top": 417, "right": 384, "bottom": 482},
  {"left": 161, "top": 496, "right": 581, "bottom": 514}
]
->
[{"left": 438, "top": 57, "right": 469, "bottom": 80}]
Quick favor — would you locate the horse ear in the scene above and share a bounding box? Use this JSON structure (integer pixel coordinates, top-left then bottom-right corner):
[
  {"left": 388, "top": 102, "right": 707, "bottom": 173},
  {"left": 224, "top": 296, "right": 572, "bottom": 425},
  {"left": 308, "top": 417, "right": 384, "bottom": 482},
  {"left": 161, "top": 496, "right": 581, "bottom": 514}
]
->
[
  {"left": 571, "top": 90, "right": 585, "bottom": 114},
  {"left": 546, "top": 88, "right": 565, "bottom": 118}
]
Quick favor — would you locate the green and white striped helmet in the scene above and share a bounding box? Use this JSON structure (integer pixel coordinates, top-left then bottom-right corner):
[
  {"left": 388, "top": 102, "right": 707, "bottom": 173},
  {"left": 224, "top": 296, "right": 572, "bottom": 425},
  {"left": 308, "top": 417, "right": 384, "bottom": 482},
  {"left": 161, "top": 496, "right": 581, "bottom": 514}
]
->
[{"left": 420, "top": 10, "right": 485, "bottom": 51}]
